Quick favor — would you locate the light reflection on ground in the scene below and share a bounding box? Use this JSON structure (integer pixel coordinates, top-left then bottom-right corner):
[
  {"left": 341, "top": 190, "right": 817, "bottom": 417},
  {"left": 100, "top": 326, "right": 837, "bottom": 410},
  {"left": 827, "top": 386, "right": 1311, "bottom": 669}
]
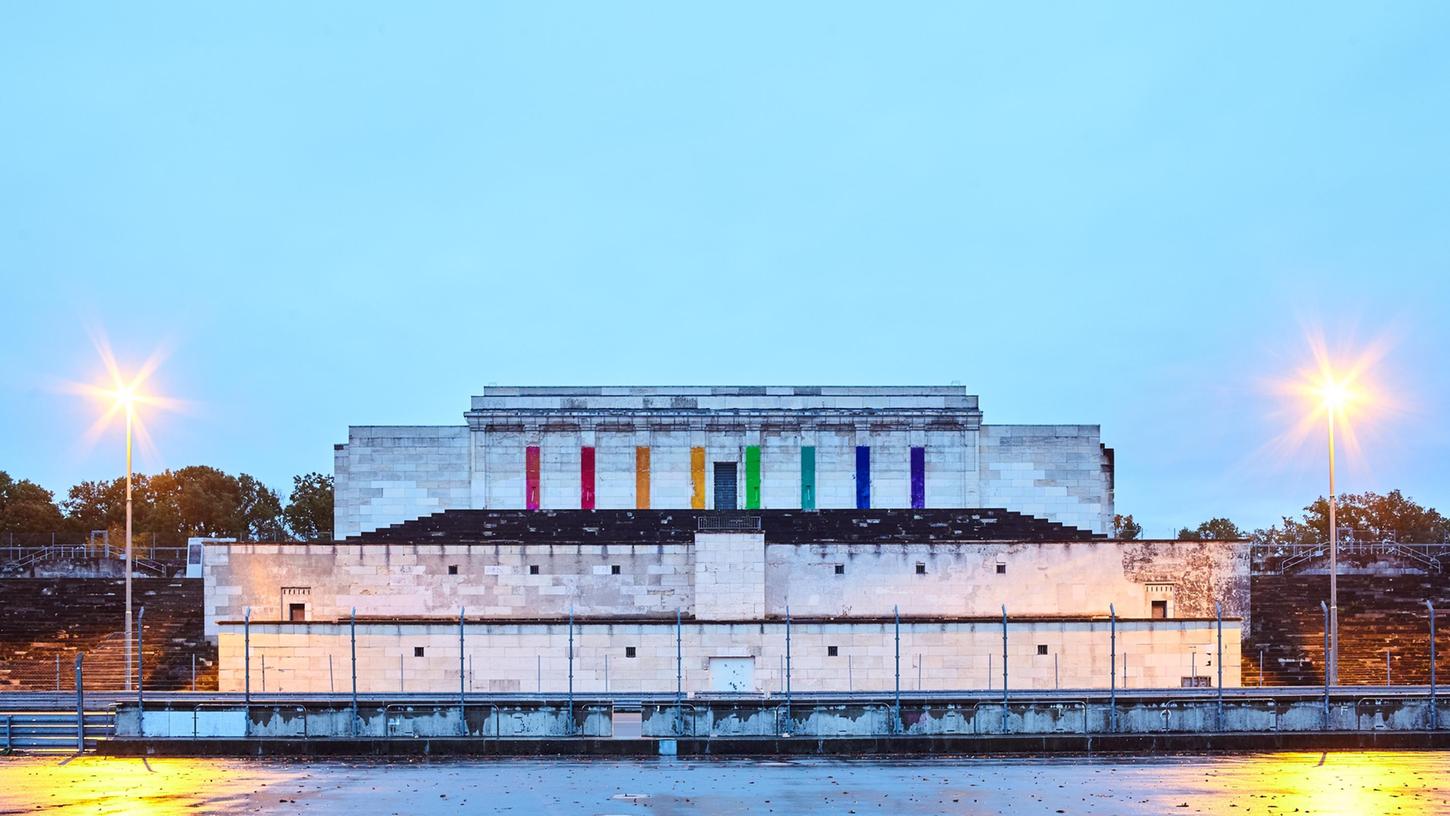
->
[{"left": 0, "top": 751, "right": 1447, "bottom": 815}]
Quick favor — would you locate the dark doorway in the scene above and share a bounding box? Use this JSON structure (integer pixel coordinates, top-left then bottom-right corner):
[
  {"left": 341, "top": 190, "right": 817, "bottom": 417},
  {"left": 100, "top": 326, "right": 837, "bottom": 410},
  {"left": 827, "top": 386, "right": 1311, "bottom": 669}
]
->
[
  {"left": 713, "top": 462, "right": 738, "bottom": 510},
  {"left": 1151, "top": 600, "right": 1168, "bottom": 619},
  {"left": 288, "top": 603, "right": 306, "bottom": 622}
]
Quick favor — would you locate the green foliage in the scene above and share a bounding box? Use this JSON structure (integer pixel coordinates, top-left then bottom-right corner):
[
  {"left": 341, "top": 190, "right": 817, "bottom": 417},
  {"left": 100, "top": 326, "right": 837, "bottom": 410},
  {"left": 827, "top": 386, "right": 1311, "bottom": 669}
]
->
[
  {"left": 1112, "top": 513, "right": 1142, "bottom": 540},
  {"left": 1253, "top": 490, "right": 1450, "bottom": 546},
  {"left": 284, "top": 472, "right": 333, "bottom": 540},
  {"left": 1176, "top": 517, "right": 1246, "bottom": 541},
  {"left": 0, "top": 471, "right": 64, "bottom": 533}
]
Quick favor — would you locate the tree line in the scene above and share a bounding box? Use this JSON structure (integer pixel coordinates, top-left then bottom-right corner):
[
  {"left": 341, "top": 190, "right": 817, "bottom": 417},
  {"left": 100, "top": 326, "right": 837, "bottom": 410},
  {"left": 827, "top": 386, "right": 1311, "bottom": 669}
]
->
[
  {"left": 0, "top": 468, "right": 333, "bottom": 545},
  {"left": 1112, "top": 489, "right": 1450, "bottom": 543}
]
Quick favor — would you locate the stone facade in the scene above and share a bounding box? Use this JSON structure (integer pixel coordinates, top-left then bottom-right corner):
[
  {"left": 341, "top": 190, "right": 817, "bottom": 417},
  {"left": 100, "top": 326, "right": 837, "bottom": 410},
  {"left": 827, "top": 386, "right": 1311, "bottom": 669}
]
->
[
  {"left": 216, "top": 618, "right": 1242, "bottom": 693},
  {"left": 204, "top": 534, "right": 1249, "bottom": 635},
  {"left": 334, "top": 387, "right": 1114, "bottom": 538}
]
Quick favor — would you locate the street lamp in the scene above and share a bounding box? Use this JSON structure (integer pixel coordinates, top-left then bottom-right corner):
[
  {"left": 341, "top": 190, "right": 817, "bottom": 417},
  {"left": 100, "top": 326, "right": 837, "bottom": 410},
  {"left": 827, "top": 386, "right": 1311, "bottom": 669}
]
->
[
  {"left": 79, "top": 365, "right": 171, "bottom": 691},
  {"left": 114, "top": 386, "right": 136, "bottom": 691},
  {"left": 1319, "top": 378, "right": 1348, "bottom": 687}
]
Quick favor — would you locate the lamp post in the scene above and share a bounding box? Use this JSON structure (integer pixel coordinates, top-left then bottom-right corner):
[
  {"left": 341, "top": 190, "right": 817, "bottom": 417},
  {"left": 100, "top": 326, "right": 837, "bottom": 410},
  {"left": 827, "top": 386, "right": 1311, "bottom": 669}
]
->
[
  {"left": 1321, "top": 379, "right": 1347, "bottom": 687},
  {"left": 123, "top": 396, "right": 134, "bottom": 691}
]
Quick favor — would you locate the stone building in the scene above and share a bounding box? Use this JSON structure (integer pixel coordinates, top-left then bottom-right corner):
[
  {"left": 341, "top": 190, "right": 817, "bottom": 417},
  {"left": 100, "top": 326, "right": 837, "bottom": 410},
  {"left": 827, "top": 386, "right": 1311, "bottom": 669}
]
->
[
  {"left": 207, "top": 510, "right": 1247, "bottom": 693},
  {"left": 333, "top": 386, "right": 1115, "bottom": 539}
]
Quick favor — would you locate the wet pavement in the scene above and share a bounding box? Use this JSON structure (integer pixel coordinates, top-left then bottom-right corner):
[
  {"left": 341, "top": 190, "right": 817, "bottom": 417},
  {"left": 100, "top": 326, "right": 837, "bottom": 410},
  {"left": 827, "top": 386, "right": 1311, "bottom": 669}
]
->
[{"left": 1, "top": 751, "right": 1447, "bottom": 815}]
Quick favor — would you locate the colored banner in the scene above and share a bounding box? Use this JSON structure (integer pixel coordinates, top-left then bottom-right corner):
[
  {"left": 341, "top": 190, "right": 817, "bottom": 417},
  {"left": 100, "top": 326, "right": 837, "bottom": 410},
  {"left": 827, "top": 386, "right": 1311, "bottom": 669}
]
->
[
  {"left": 800, "top": 446, "right": 816, "bottom": 510},
  {"left": 910, "top": 446, "right": 925, "bottom": 509},
  {"left": 745, "top": 446, "right": 761, "bottom": 509},
  {"left": 580, "top": 446, "right": 596, "bottom": 510},
  {"left": 525, "top": 446, "right": 541, "bottom": 511},
  {"left": 855, "top": 445, "right": 871, "bottom": 509},
  {"left": 635, "top": 446, "right": 651, "bottom": 509},
  {"left": 690, "top": 447, "right": 706, "bottom": 509}
]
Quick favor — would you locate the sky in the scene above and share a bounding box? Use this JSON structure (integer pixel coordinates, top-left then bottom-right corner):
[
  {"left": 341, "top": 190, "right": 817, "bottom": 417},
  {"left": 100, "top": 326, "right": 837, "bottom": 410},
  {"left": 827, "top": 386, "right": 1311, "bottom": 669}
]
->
[{"left": 2, "top": 3, "right": 1448, "bottom": 537}]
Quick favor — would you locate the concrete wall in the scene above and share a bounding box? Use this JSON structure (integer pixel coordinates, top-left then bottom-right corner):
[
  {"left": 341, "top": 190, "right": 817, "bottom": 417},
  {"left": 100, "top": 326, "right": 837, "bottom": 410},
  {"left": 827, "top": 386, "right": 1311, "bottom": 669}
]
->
[
  {"left": 216, "top": 618, "right": 1241, "bottom": 693},
  {"left": 205, "top": 538, "right": 1250, "bottom": 636},
  {"left": 333, "top": 387, "right": 1114, "bottom": 538}
]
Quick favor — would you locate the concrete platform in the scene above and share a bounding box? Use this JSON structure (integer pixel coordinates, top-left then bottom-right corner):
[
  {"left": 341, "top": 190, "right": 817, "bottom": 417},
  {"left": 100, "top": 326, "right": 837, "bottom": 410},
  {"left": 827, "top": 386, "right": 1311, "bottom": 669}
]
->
[{"left": 99, "top": 730, "right": 1450, "bottom": 757}]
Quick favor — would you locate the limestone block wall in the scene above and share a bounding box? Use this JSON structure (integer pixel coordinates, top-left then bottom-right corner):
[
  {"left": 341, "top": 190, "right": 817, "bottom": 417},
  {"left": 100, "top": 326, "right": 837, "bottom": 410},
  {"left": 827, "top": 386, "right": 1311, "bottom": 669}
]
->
[
  {"left": 767, "top": 540, "right": 1251, "bottom": 624},
  {"left": 693, "top": 533, "right": 765, "bottom": 620},
  {"left": 335, "top": 387, "right": 1117, "bottom": 537},
  {"left": 979, "top": 425, "right": 1112, "bottom": 535},
  {"left": 216, "top": 618, "right": 1242, "bottom": 693},
  {"left": 205, "top": 537, "right": 1248, "bottom": 638},
  {"left": 334, "top": 426, "right": 471, "bottom": 539},
  {"left": 203, "top": 543, "right": 694, "bottom": 638}
]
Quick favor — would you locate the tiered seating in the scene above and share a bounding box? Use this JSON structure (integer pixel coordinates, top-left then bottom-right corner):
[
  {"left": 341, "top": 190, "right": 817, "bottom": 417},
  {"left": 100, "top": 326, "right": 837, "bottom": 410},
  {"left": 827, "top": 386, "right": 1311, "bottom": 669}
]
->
[
  {"left": 351, "top": 508, "right": 1102, "bottom": 545},
  {"left": 0, "top": 578, "right": 216, "bottom": 690},
  {"left": 1243, "top": 572, "right": 1450, "bottom": 686}
]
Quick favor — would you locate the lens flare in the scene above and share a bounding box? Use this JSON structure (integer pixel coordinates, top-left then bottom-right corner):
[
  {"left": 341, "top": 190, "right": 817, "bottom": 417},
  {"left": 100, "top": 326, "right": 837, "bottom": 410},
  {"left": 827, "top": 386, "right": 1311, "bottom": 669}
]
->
[
  {"left": 1259, "top": 326, "right": 1397, "bottom": 475},
  {"left": 59, "top": 328, "right": 185, "bottom": 467}
]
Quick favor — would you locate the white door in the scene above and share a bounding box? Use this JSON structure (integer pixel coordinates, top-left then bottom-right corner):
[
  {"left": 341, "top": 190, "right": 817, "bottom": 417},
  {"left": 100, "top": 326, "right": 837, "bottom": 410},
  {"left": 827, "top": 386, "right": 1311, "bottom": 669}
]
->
[{"left": 709, "top": 657, "right": 755, "bottom": 693}]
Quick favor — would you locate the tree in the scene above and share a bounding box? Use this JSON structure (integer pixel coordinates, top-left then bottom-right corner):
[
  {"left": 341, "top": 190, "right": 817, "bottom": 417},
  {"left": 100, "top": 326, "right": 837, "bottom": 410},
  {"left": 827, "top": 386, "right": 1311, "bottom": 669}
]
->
[
  {"left": 1112, "top": 513, "right": 1142, "bottom": 540},
  {"left": 60, "top": 466, "right": 293, "bottom": 545},
  {"left": 1253, "top": 490, "right": 1450, "bottom": 546},
  {"left": 238, "top": 474, "right": 287, "bottom": 540},
  {"left": 285, "top": 473, "right": 333, "bottom": 540},
  {"left": 0, "top": 471, "right": 64, "bottom": 533},
  {"left": 1176, "top": 517, "right": 1246, "bottom": 541}
]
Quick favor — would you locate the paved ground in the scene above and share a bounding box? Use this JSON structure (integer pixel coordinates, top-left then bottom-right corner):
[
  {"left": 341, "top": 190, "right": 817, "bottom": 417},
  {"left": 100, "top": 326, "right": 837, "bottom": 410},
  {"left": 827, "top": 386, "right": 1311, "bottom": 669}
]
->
[{"left": 1, "top": 751, "right": 1447, "bottom": 815}]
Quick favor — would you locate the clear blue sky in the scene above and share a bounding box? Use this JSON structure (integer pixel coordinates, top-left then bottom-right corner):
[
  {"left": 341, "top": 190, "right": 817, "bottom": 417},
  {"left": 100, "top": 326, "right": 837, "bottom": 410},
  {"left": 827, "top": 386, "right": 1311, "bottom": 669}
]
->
[{"left": 3, "top": 3, "right": 1448, "bottom": 536}]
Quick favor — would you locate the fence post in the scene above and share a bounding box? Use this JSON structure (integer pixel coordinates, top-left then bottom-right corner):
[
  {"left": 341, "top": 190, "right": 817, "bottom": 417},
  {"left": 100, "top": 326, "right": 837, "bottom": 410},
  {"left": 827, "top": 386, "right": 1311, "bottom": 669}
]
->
[
  {"left": 893, "top": 605, "right": 901, "bottom": 734},
  {"left": 74, "top": 654, "right": 85, "bottom": 752},
  {"left": 674, "top": 609, "right": 682, "bottom": 736},
  {"left": 1215, "top": 602, "right": 1223, "bottom": 731},
  {"left": 192, "top": 653, "right": 197, "bottom": 692},
  {"left": 1320, "top": 600, "right": 1330, "bottom": 727},
  {"left": 1109, "top": 604, "right": 1117, "bottom": 733},
  {"left": 350, "top": 608, "right": 358, "bottom": 737},
  {"left": 458, "top": 607, "right": 466, "bottom": 737},
  {"left": 137, "top": 606, "right": 146, "bottom": 738},
  {"left": 567, "top": 606, "right": 575, "bottom": 736},
  {"left": 1001, "top": 605, "right": 1008, "bottom": 733},
  {"left": 785, "top": 606, "right": 793, "bottom": 733},
  {"left": 243, "top": 607, "right": 251, "bottom": 716},
  {"left": 1429, "top": 600, "right": 1438, "bottom": 731}
]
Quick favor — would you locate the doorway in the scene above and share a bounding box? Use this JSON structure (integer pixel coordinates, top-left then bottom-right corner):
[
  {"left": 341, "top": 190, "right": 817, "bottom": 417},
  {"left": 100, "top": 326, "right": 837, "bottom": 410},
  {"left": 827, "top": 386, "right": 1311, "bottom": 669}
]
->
[{"left": 713, "top": 462, "right": 738, "bottom": 510}]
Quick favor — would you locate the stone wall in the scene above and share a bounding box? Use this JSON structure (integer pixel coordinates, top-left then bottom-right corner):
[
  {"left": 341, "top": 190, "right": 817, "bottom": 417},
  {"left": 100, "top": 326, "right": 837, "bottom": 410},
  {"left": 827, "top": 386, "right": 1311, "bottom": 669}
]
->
[
  {"left": 204, "top": 536, "right": 1249, "bottom": 636},
  {"left": 203, "top": 542, "right": 695, "bottom": 638},
  {"left": 979, "top": 425, "right": 1112, "bottom": 535},
  {"left": 334, "top": 426, "right": 470, "bottom": 539},
  {"left": 333, "top": 386, "right": 1114, "bottom": 538},
  {"left": 766, "top": 539, "right": 1250, "bottom": 622},
  {"left": 216, "top": 618, "right": 1242, "bottom": 693}
]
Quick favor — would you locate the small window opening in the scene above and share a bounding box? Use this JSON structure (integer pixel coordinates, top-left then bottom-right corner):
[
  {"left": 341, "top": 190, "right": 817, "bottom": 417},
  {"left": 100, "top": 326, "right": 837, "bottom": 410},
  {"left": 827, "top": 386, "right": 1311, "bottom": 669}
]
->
[
  {"left": 529, "top": 564, "right": 540, "bottom": 575},
  {"left": 288, "top": 603, "right": 306, "bottom": 622},
  {"left": 625, "top": 646, "right": 637, "bottom": 658},
  {"left": 1151, "top": 600, "right": 1168, "bottom": 619},
  {"left": 414, "top": 646, "right": 425, "bottom": 657},
  {"left": 833, "top": 564, "right": 845, "bottom": 575},
  {"left": 1037, "top": 644, "right": 1048, "bottom": 656},
  {"left": 827, "top": 645, "right": 839, "bottom": 657},
  {"left": 447, "top": 564, "right": 458, "bottom": 575},
  {"left": 611, "top": 564, "right": 621, "bottom": 575},
  {"left": 915, "top": 562, "right": 927, "bottom": 575},
  {"left": 995, "top": 563, "right": 1007, "bottom": 574}
]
